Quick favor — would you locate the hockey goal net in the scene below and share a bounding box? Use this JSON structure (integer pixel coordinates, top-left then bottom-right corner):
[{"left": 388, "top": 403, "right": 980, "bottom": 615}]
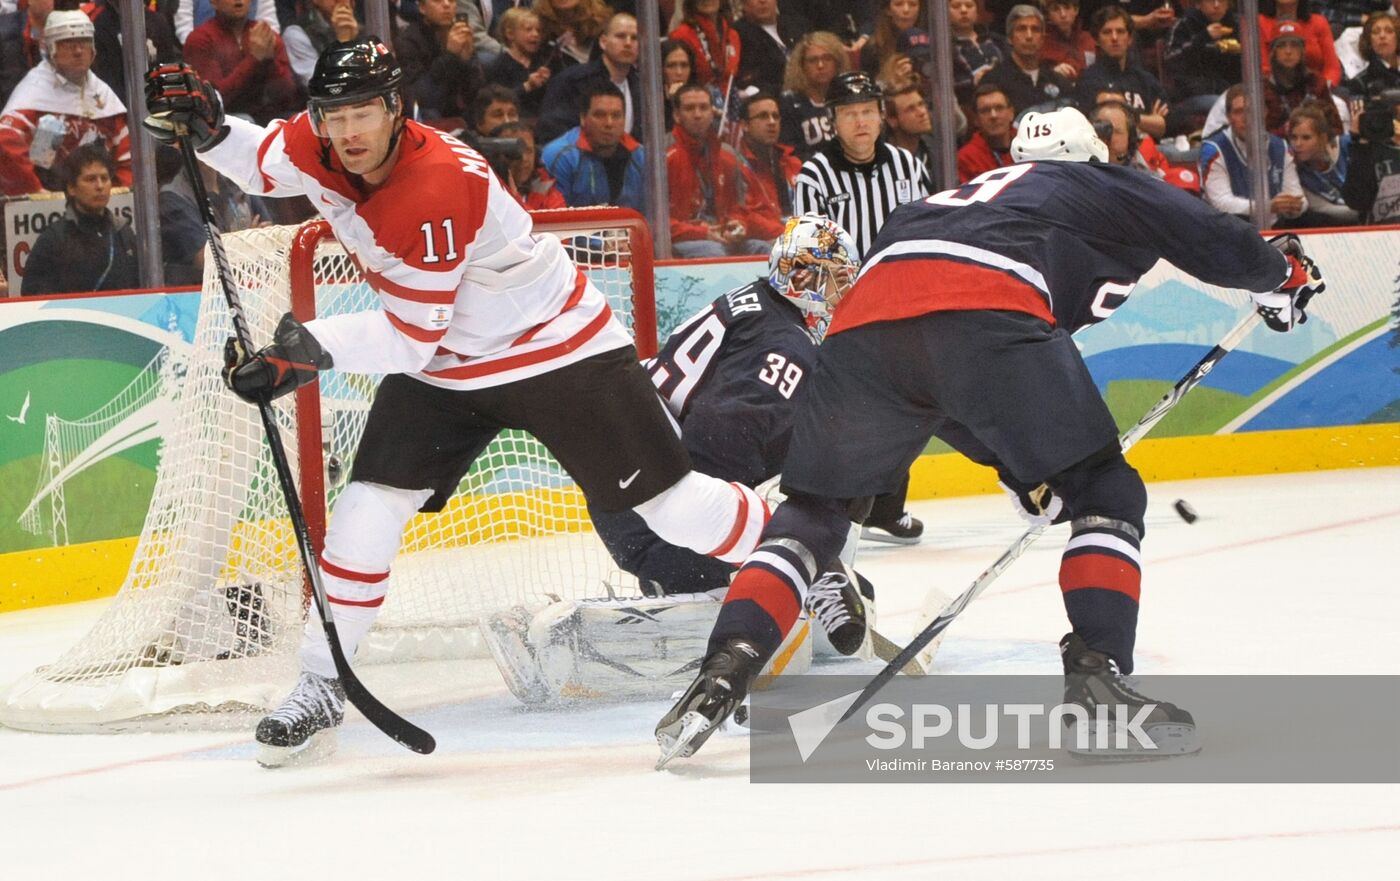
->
[{"left": 0, "top": 208, "right": 656, "bottom": 732}]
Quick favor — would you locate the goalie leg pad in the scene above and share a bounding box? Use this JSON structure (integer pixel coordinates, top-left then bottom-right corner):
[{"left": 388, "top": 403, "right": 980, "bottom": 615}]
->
[
  {"left": 299, "top": 482, "right": 432, "bottom": 678},
  {"left": 482, "top": 590, "right": 811, "bottom": 703}
]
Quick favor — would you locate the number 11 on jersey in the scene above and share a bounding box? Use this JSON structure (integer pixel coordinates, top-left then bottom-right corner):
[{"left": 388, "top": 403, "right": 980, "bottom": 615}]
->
[{"left": 419, "top": 219, "right": 458, "bottom": 264}]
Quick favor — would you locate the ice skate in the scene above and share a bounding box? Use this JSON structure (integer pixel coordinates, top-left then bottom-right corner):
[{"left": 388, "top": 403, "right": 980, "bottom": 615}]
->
[
  {"left": 1059, "top": 633, "right": 1200, "bottom": 761},
  {"left": 255, "top": 671, "right": 346, "bottom": 768},
  {"left": 861, "top": 511, "right": 923, "bottom": 545},
  {"left": 655, "top": 639, "right": 765, "bottom": 769},
  {"left": 805, "top": 567, "right": 870, "bottom": 657}
]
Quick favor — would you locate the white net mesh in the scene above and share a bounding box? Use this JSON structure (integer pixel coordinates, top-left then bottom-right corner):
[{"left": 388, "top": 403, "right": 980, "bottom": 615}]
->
[{"left": 0, "top": 209, "right": 653, "bottom": 732}]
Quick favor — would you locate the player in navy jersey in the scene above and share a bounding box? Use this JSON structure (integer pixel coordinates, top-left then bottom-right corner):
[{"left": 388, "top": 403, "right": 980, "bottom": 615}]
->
[
  {"left": 655, "top": 107, "right": 1326, "bottom": 766},
  {"left": 483, "top": 216, "right": 868, "bottom": 704}
]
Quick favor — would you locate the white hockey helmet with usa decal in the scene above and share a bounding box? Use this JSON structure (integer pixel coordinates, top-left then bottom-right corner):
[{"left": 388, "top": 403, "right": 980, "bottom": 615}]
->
[
  {"left": 1010, "top": 107, "right": 1109, "bottom": 164},
  {"left": 767, "top": 215, "right": 860, "bottom": 340}
]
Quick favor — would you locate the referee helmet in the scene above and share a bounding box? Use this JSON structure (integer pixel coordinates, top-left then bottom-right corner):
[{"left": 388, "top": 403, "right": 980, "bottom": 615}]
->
[{"left": 826, "top": 72, "right": 884, "bottom": 109}]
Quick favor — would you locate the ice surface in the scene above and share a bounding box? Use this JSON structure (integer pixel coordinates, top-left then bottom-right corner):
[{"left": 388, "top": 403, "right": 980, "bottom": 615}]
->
[{"left": 2, "top": 469, "right": 1397, "bottom": 880}]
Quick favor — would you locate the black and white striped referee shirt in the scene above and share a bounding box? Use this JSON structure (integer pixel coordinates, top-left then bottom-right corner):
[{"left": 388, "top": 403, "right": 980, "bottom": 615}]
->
[{"left": 792, "top": 138, "right": 932, "bottom": 257}]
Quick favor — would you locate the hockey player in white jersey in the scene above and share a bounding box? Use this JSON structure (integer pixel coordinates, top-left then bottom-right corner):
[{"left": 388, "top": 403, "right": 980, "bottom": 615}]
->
[{"left": 143, "top": 40, "right": 771, "bottom": 766}]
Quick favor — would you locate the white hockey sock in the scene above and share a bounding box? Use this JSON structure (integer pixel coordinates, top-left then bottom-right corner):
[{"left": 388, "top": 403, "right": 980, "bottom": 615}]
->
[
  {"left": 298, "top": 482, "right": 432, "bottom": 678},
  {"left": 633, "top": 472, "right": 769, "bottom": 565}
]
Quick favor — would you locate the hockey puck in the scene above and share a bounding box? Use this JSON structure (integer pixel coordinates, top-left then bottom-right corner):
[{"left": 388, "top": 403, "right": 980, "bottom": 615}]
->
[{"left": 1173, "top": 499, "right": 1198, "bottom": 524}]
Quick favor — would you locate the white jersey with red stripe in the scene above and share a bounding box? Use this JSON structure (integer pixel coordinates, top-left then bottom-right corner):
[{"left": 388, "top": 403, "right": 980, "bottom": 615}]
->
[{"left": 200, "top": 114, "right": 633, "bottom": 389}]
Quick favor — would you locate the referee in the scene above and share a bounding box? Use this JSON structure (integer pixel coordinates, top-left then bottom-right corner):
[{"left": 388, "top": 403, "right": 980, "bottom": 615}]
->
[
  {"left": 793, "top": 72, "right": 931, "bottom": 258},
  {"left": 792, "top": 71, "right": 930, "bottom": 544}
]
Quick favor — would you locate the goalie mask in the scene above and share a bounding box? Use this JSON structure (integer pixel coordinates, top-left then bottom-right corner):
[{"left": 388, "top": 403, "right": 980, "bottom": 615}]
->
[{"left": 768, "top": 215, "right": 860, "bottom": 342}]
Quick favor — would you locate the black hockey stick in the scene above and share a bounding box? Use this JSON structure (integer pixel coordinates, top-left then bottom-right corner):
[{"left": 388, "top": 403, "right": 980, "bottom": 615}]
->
[
  {"left": 840, "top": 307, "right": 1264, "bottom": 722},
  {"left": 176, "top": 135, "right": 435, "bottom": 754}
]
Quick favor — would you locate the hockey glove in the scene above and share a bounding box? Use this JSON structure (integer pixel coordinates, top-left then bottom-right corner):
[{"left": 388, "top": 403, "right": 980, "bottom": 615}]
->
[
  {"left": 1000, "top": 477, "right": 1068, "bottom": 528},
  {"left": 1252, "top": 234, "right": 1325, "bottom": 333},
  {"left": 143, "top": 63, "right": 227, "bottom": 151},
  {"left": 222, "top": 314, "right": 333, "bottom": 404}
]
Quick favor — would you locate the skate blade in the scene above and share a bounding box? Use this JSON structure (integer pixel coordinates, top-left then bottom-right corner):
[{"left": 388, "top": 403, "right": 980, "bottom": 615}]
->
[
  {"left": 1065, "top": 722, "right": 1202, "bottom": 763},
  {"left": 655, "top": 712, "right": 713, "bottom": 771},
  {"left": 859, "top": 527, "right": 920, "bottom": 546},
  {"left": 256, "top": 729, "right": 338, "bottom": 769}
]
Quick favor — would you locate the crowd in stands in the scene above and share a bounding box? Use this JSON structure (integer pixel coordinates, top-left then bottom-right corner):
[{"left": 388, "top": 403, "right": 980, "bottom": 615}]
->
[{"left": 1, "top": 0, "right": 1399, "bottom": 297}]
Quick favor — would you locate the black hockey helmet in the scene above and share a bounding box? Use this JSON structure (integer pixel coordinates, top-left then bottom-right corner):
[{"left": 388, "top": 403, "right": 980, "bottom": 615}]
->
[
  {"left": 826, "top": 71, "right": 884, "bottom": 108},
  {"left": 308, "top": 37, "right": 403, "bottom": 116}
]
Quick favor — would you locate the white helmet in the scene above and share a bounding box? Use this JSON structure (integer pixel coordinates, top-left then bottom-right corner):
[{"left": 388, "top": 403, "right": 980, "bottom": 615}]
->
[
  {"left": 43, "top": 10, "right": 95, "bottom": 53},
  {"left": 1010, "top": 107, "right": 1108, "bottom": 164},
  {"left": 768, "top": 214, "right": 859, "bottom": 341}
]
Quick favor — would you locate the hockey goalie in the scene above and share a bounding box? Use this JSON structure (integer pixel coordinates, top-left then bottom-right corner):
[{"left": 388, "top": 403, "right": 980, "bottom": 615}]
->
[{"left": 480, "top": 215, "right": 875, "bottom": 705}]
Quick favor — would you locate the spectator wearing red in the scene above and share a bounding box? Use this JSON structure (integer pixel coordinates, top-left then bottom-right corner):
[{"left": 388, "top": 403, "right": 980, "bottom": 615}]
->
[
  {"left": 667, "top": 83, "right": 771, "bottom": 257},
  {"left": 1263, "top": 28, "right": 1343, "bottom": 136},
  {"left": 174, "top": 0, "right": 279, "bottom": 44},
  {"left": 1259, "top": 0, "right": 1342, "bottom": 87},
  {"left": 1041, "top": 0, "right": 1095, "bottom": 80},
  {"left": 185, "top": 0, "right": 299, "bottom": 125},
  {"left": 0, "top": 10, "right": 131, "bottom": 196},
  {"left": 735, "top": 90, "right": 800, "bottom": 242},
  {"left": 495, "top": 121, "right": 567, "bottom": 211},
  {"left": 670, "top": 0, "right": 741, "bottom": 90},
  {"left": 958, "top": 82, "right": 1017, "bottom": 182}
]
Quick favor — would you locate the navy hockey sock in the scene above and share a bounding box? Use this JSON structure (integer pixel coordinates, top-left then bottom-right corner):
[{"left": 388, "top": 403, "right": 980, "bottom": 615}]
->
[
  {"left": 1059, "top": 517, "right": 1141, "bottom": 673},
  {"left": 707, "top": 495, "right": 850, "bottom": 660}
]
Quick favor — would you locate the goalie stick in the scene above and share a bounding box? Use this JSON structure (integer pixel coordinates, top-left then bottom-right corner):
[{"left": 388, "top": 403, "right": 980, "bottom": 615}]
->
[
  {"left": 175, "top": 135, "right": 435, "bottom": 755},
  {"left": 839, "top": 306, "right": 1265, "bottom": 722}
]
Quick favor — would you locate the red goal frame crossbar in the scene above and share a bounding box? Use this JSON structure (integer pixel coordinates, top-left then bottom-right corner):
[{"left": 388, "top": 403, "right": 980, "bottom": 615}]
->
[{"left": 286, "top": 207, "right": 657, "bottom": 558}]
